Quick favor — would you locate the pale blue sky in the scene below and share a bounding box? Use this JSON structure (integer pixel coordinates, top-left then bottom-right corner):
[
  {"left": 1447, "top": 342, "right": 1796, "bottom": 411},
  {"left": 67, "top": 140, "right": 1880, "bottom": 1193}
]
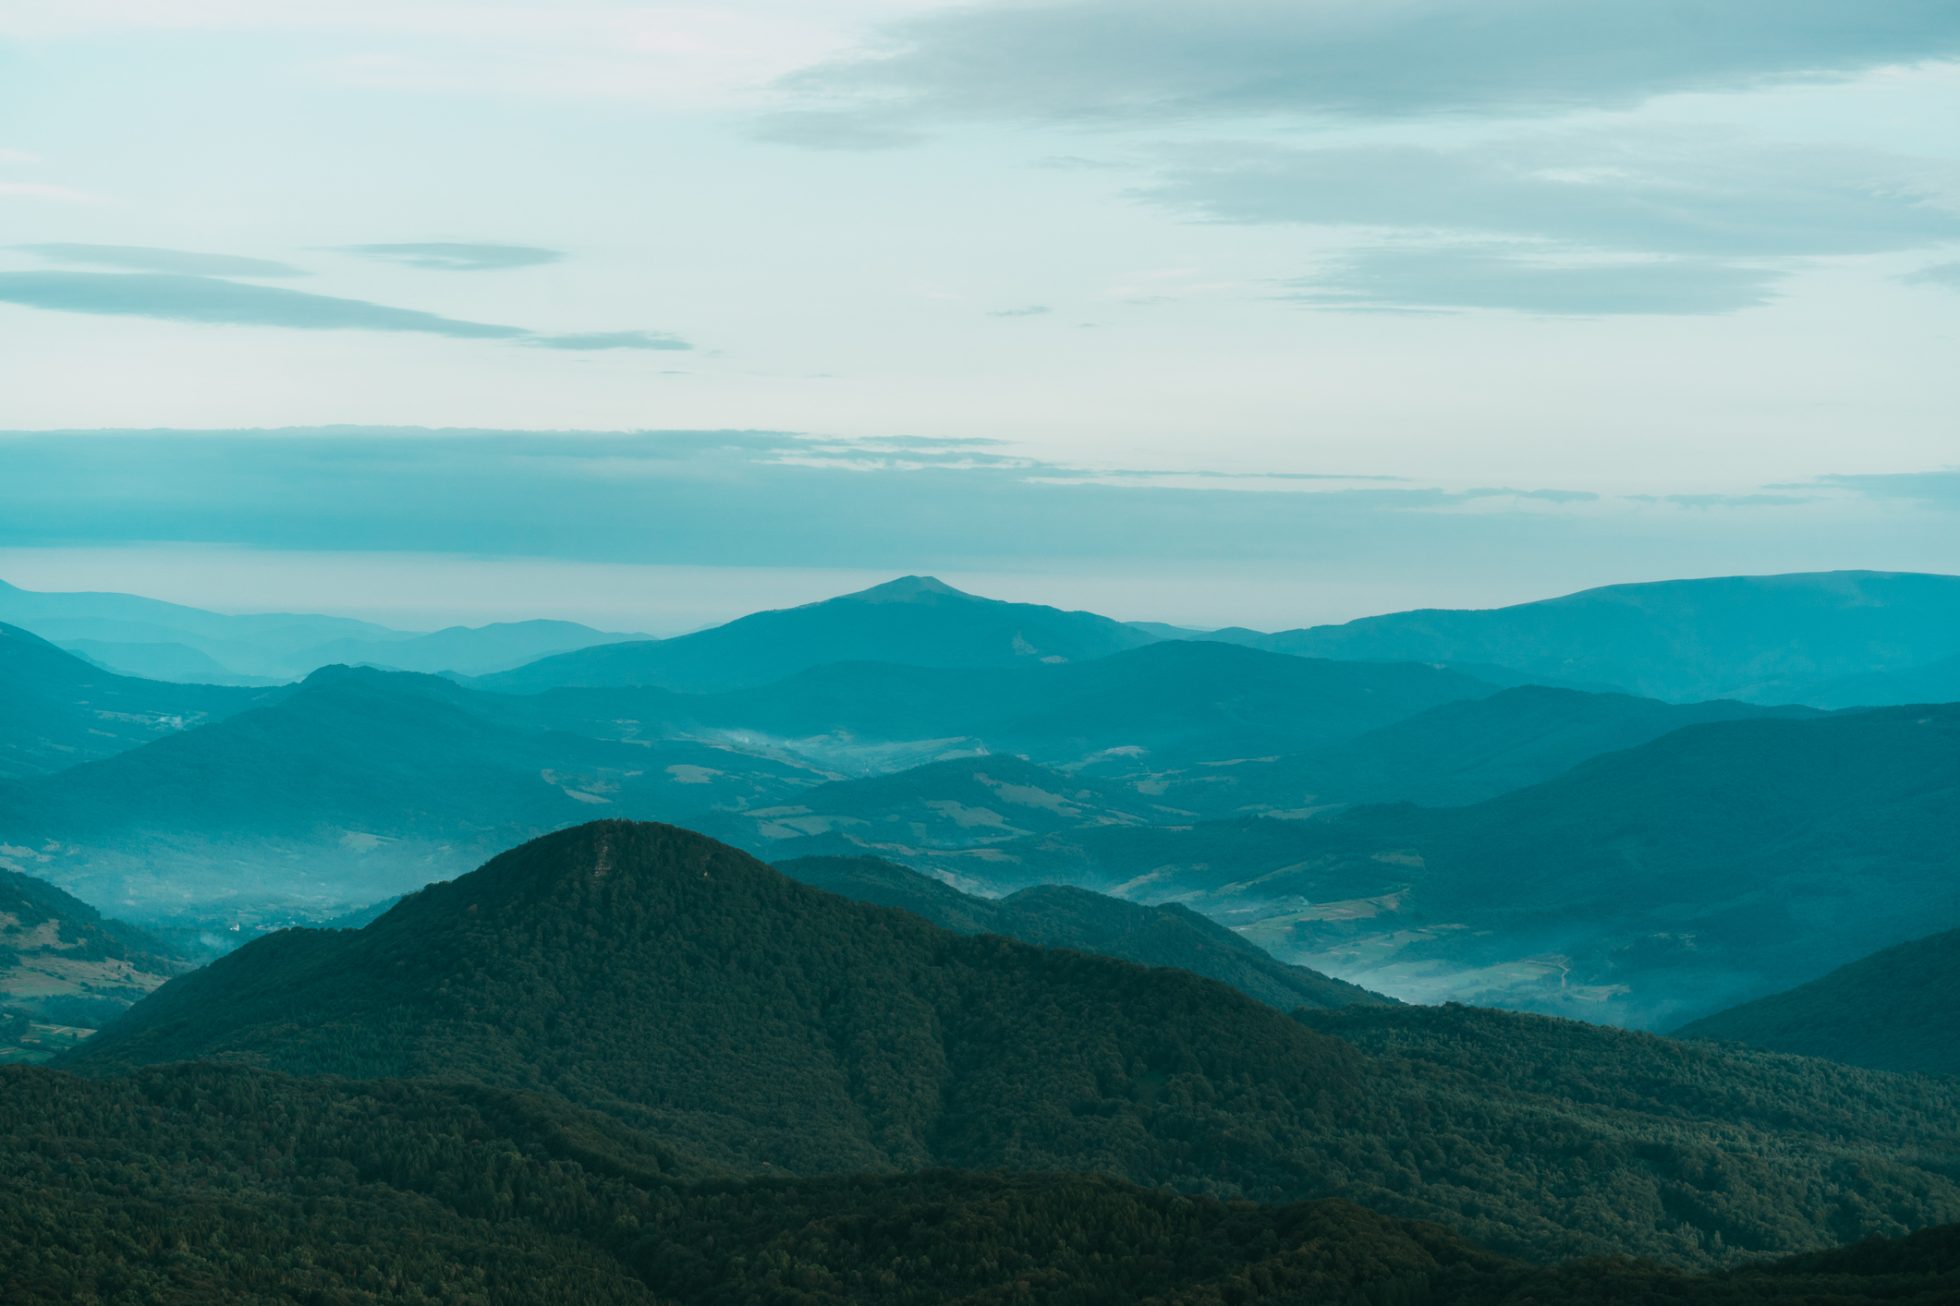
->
[{"left": 1, "top": 3, "right": 1957, "bottom": 628}]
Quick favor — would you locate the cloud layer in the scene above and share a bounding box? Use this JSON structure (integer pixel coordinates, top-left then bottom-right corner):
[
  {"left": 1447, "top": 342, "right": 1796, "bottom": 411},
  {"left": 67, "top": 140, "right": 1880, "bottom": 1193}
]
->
[
  {"left": 0, "top": 270, "right": 688, "bottom": 351},
  {"left": 334, "top": 242, "right": 564, "bottom": 271},
  {"left": 16, "top": 242, "right": 305, "bottom": 277},
  {"left": 780, "top": 0, "right": 1960, "bottom": 126}
]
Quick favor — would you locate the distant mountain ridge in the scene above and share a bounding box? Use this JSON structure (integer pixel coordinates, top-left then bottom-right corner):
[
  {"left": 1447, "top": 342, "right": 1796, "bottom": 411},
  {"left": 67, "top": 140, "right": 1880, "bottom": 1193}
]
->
[
  {"left": 1226, "top": 570, "right": 1960, "bottom": 704},
  {"left": 482, "top": 575, "right": 1161, "bottom": 692},
  {"left": 0, "top": 578, "right": 640, "bottom": 682}
]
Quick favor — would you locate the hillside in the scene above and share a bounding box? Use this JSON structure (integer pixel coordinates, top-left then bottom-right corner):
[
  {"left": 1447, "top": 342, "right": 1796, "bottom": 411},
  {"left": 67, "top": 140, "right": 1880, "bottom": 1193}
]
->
[
  {"left": 913, "top": 705, "right": 1960, "bottom": 1027},
  {"left": 1246, "top": 571, "right": 1960, "bottom": 704},
  {"left": 65, "top": 821, "right": 1960, "bottom": 1265},
  {"left": 22, "top": 1064, "right": 1960, "bottom": 1304},
  {"left": 1677, "top": 927, "right": 1960, "bottom": 1076},
  {"left": 1803, "top": 650, "right": 1960, "bottom": 710},
  {"left": 482, "top": 575, "right": 1163, "bottom": 691},
  {"left": 0, "top": 868, "right": 183, "bottom": 1062},
  {"left": 0, "top": 622, "right": 261, "bottom": 777},
  {"left": 776, "top": 854, "right": 1388, "bottom": 1011}
]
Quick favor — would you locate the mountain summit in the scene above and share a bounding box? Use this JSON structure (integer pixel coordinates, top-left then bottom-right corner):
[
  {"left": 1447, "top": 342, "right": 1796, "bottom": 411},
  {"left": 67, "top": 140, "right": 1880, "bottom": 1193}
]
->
[{"left": 483, "top": 577, "right": 1159, "bottom": 691}]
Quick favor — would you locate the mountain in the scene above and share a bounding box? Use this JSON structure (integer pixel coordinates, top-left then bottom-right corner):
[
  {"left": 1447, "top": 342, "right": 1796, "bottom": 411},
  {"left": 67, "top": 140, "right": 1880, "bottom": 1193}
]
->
[
  {"left": 25, "top": 1064, "right": 1960, "bottom": 1305},
  {"left": 775, "top": 853, "right": 1389, "bottom": 1011},
  {"left": 1677, "top": 927, "right": 1960, "bottom": 1076},
  {"left": 0, "top": 578, "right": 641, "bottom": 682},
  {"left": 482, "top": 575, "right": 1162, "bottom": 692},
  {"left": 67, "top": 821, "right": 1960, "bottom": 1265},
  {"left": 0, "top": 665, "right": 820, "bottom": 914},
  {"left": 0, "top": 867, "right": 184, "bottom": 1062},
  {"left": 1242, "top": 571, "right": 1960, "bottom": 704},
  {"left": 1139, "top": 684, "right": 1816, "bottom": 816},
  {"left": 1803, "top": 650, "right": 1960, "bottom": 709},
  {"left": 941, "top": 705, "right": 1960, "bottom": 1028},
  {"left": 0, "top": 621, "right": 262, "bottom": 778}
]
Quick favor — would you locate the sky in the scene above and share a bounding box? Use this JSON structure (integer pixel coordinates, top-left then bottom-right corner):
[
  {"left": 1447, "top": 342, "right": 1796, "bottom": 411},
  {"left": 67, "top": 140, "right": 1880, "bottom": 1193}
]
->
[{"left": 1, "top": 2, "right": 1957, "bottom": 631}]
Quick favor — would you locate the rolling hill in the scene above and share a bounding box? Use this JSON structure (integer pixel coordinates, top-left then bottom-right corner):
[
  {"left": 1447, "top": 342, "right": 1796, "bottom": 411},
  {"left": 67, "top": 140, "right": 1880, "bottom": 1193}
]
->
[
  {"left": 0, "top": 622, "right": 262, "bottom": 778},
  {"left": 481, "top": 575, "right": 1163, "bottom": 691},
  {"left": 1677, "top": 926, "right": 1960, "bottom": 1076},
  {"left": 775, "top": 853, "right": 1388, "bottom": 1011},
  {"left": 66, "top": 820, "right": 1960, "bottom": 1266},
  {"left": 1240, "top": 570, "right": 1960, "bottom": 704},
  {"left": 932, "top": 705, "right": 1960, "bottom": 1027}
]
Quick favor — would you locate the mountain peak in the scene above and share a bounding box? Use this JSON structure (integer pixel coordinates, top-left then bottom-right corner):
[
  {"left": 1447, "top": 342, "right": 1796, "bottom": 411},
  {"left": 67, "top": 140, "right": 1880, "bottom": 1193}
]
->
[{"left": 848, "top": 575, "right": 973, "bottom": 604}]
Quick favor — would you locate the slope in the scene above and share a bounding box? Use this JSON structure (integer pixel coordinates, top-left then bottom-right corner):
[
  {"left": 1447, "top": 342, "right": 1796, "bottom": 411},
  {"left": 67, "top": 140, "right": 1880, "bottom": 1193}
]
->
[
  {"left": 0, "top": 868, "right": 183, "bottom": 1061},
  {"left": 1677, "top": 926, "right": 1960, "bottom": 1076},
  {"left": 776, "top": 853, "right": 1388, "bottom": 1011},
  {"left": 0, "top": 621, "right": 262, "bottom": 778}
]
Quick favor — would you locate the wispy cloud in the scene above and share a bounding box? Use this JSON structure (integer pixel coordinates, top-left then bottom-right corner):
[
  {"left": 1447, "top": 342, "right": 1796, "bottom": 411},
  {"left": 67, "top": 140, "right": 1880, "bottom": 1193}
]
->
[
  {"left": 16, "top": 242, "right": 305, "bottom": 277},
  {"left": 772, "top": 1, "right": 1960, "bottom": 136},
  {"left": 0, "top": 270, "right": 690, "bottom": 350},
  {"left": 0, "top": 180, "right": 96, "bottom": 204},
  {"left": 1282, "top": 246, "right": 1781, "bottom": 316},
  {"left": 530, "top": 329, "right": 690, "bottom": 352},
  {"left": 1903, "top": 261, "right": 1960, "bottom": 289},
  {"left": 334, "top": 241, "right": 563, "bottom": 271},
  {"left": 987, "top": 304, "right": 1050, "bottom": 318}
]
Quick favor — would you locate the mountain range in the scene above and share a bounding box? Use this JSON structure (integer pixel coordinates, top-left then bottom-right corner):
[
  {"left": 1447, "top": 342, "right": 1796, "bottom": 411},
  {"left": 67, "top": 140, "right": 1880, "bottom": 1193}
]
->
[
  {"left": 67, "top": 821, "right": 1960, "bottom": 1269},
  {"left": 0, "top": 577, "right": 640, "bottom": 683}
]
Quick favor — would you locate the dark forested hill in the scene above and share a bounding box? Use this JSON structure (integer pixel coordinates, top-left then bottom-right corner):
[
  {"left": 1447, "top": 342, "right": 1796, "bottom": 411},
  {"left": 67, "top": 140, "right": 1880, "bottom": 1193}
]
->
[
  {"left": 1243, "top": 571, "right": 1960, "bottom": 704},
  {"left": 1677, "top": 927, "right": 1960, "bottom": 1076},
  {"left": 483, "top": 575, "right": 1160, "bottom": 692},
  {"left": 64, "top": 821, "right": 1960, "bottom": 1266},
  {"left": 0, "top": 621, "right": 261, "bottom": 778},
  {"left": 775, "top": 853, "right": 1388, "bottom": 1011},
  {"left": 20, "top": 1062, "right": 1960, "bottom": 1305}
]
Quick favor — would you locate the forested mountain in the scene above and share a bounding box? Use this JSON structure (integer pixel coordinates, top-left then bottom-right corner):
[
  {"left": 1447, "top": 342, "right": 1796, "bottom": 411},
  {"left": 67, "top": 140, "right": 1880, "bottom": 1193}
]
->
[
  {"left": 0, "top": 578, "right": 639, "bottom": 682},
  {"left": 947, "top": 705, "right": 1960, "bottom": 1027},
  {"left": 1237, "top": 571, "right": 1960, "bottom": 704},
  {"left": 14, "top": 1060, "right": 1960, "bottom": 1304},
  {"left": 1677, "top": 927, "right": 1960, "bottom": 1076},
  {"left": 67, "top": 821, "right": 1960, "bottom": 1266},
  {"left": 0, "top": 622, "right": 261, "bottom": 777},
  {"left": 483, "top": 575, "right": 1161, "bottom": 692},
  {"left": 774, "top": 854, "right": 1388, "bottom": 1011},
  {"left": 0, "top": 868, "right": 184, "bottom": 1061},
  {"left": 1802, "top": 650, "right": 1960, "bottom": 710}
]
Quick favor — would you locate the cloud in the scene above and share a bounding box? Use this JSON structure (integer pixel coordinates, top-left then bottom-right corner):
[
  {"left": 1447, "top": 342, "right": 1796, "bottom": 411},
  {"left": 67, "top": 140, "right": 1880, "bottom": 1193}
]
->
[
  {"left": 988, "top": 305, "right": 1051, "bottom": 318},
  {"left": 774, "top": 1, "right": 1960, "bottom": 134},
  {"left": 1141, "top": 136, "right": 1960, "bottom": 258},
  {"left": 530, "top": 329, "right": 691, "bottom": 352},
  {"left": 334, "top": 241, "right": 563, "bottom": 271},
  {"left": 1625, "top": 493, "right": 1816, "bottom": 508},
  {"left": 0, "top": 270, "right": 690, "bottom": 350},
  {"left": 1282, "top": 246, "right": 1780, "bottom": 316},
  {"left": 16, "top": 242, "right": 305, "bottom": 277}
]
